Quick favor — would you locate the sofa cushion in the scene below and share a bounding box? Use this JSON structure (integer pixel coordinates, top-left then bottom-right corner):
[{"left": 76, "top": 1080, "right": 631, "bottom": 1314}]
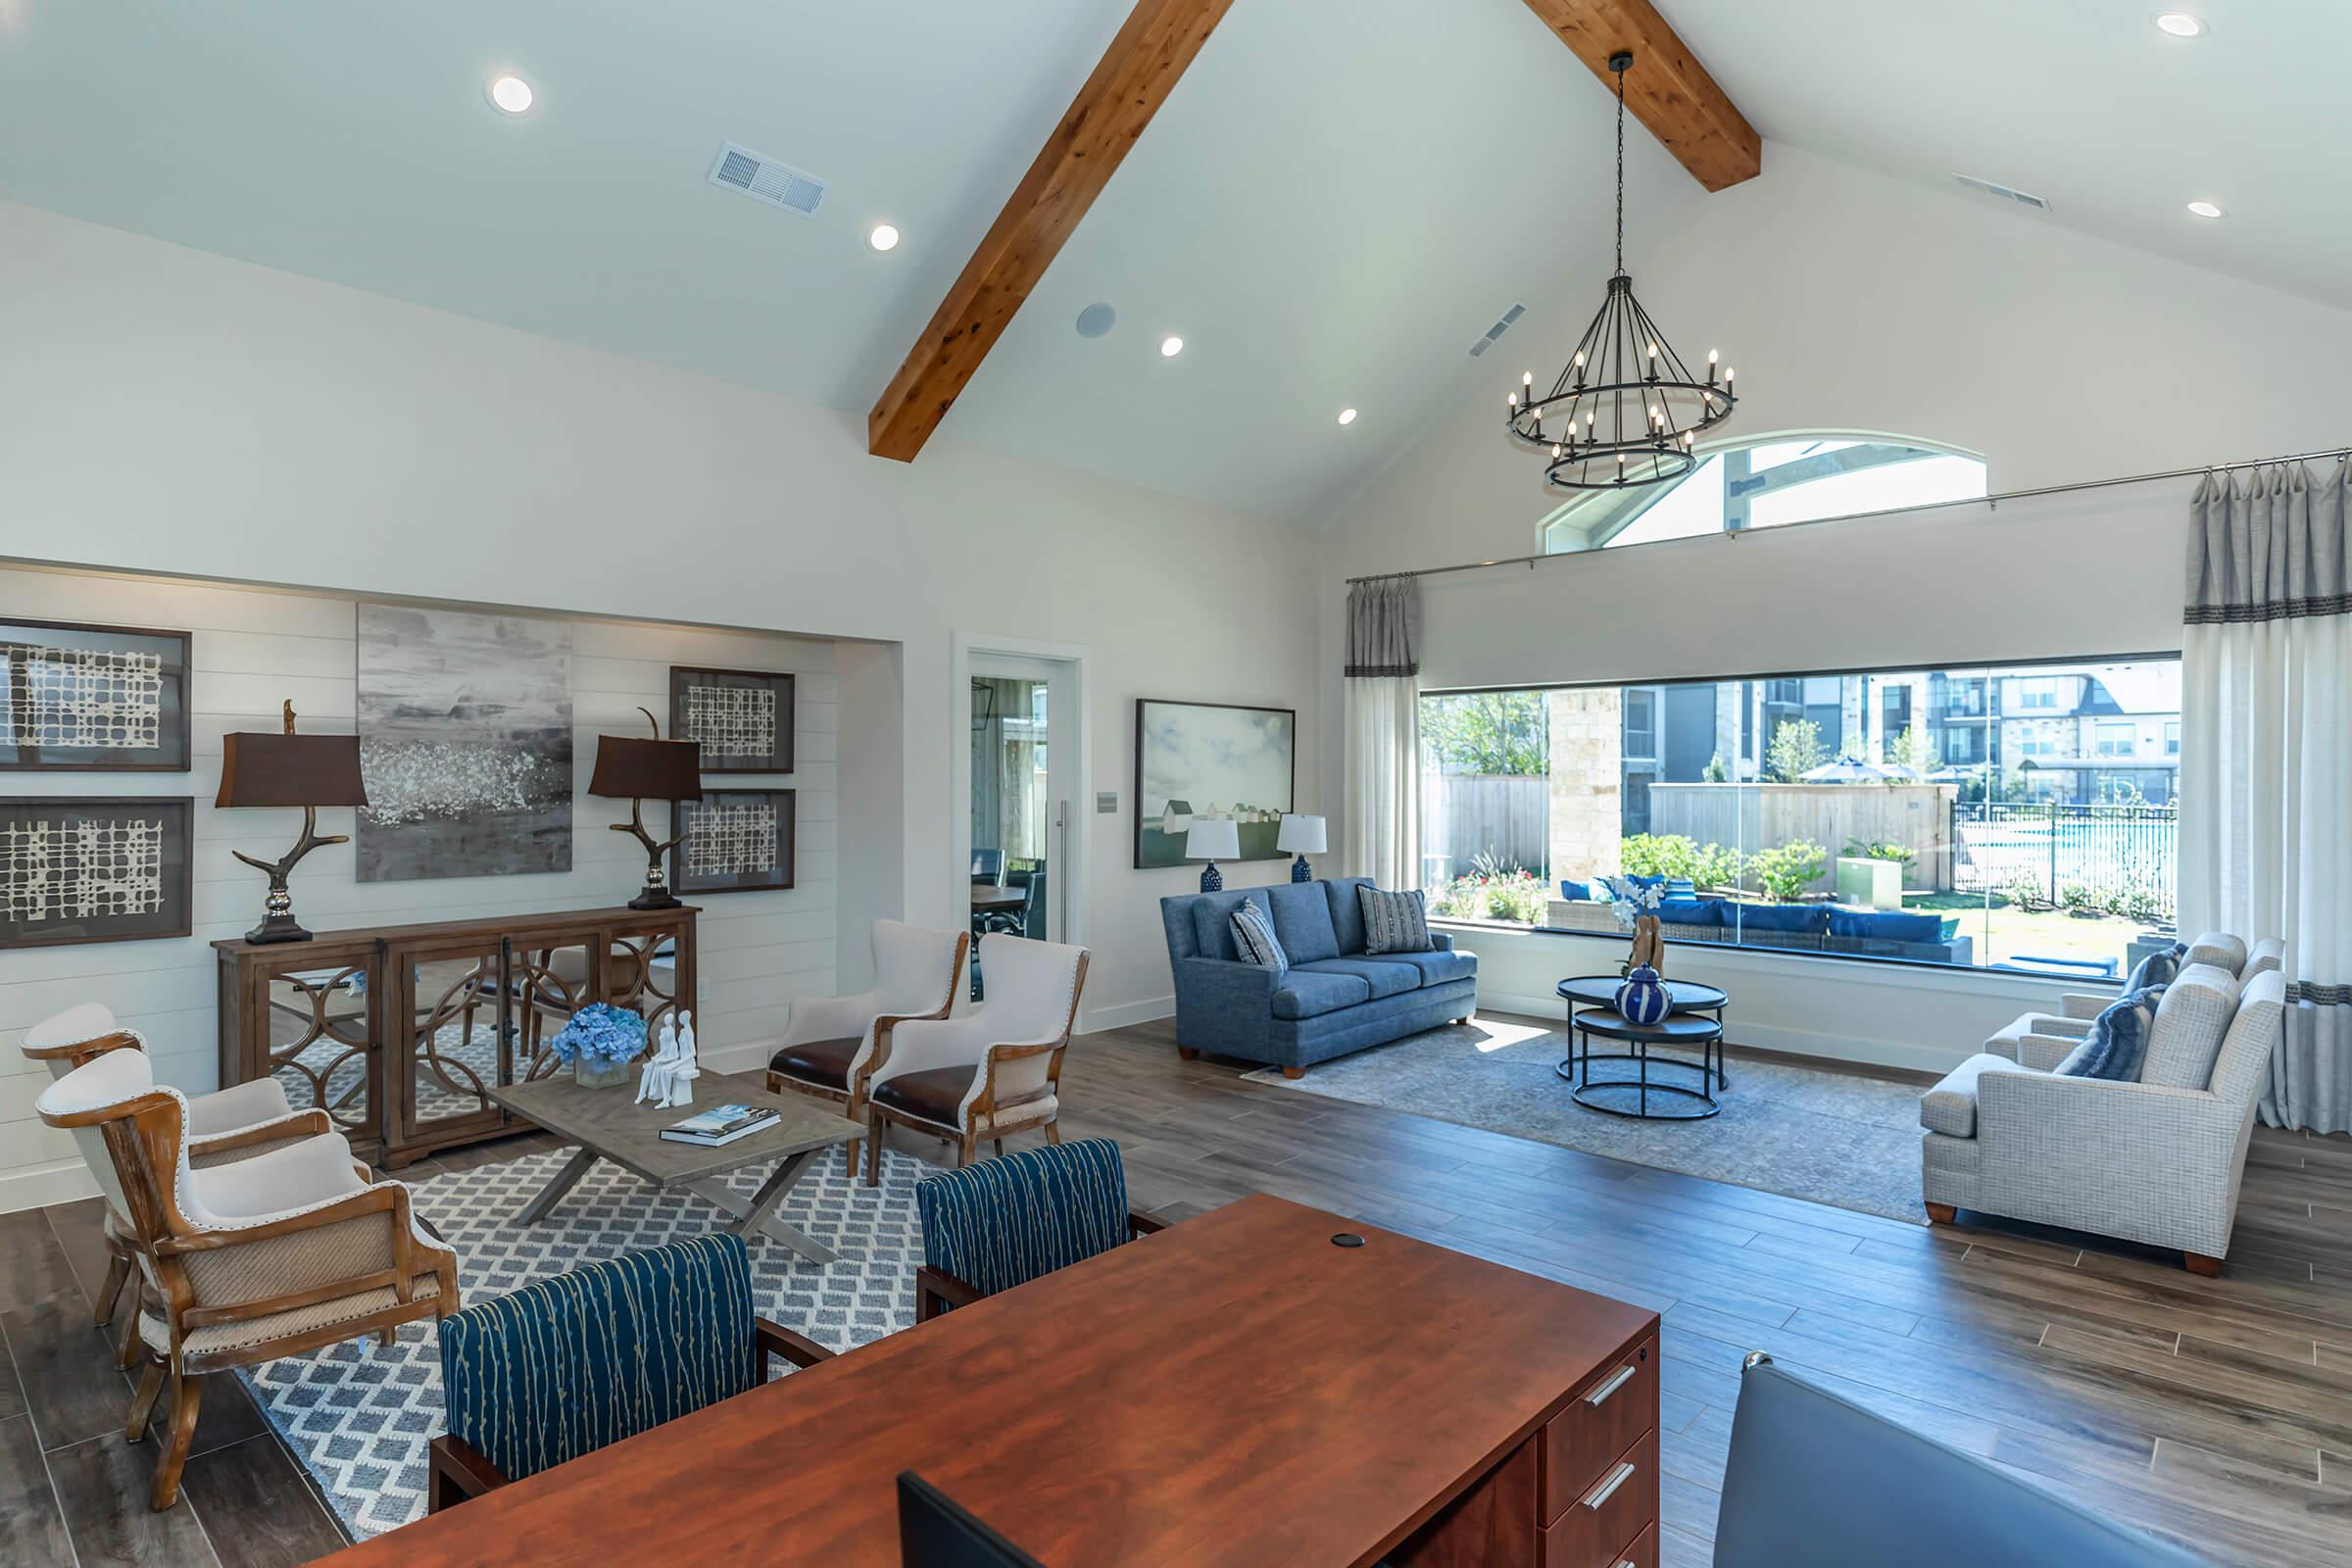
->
[
  {"left": 1230, "top": 899, "right": 1290, "bottom": 974},
  {"left": 1291, "top": 957, "right": 1419, "bottom": 1000},
  {"left": 2184, "top": 931, "right": 2247, "bottom": 974},
  {"left": 1734, "top": 903, "right": 1830, "bottom": 935},
  {"left": 1656, "top": 898, "right": 1722, "bottom": 927},
  {"left": 1270, "top": 969, "right": 1374, "bottom": 1020},
  {"left": 2138, "top": 962, "right": 2241, "bottom": 1089},
  {"left": 1829, "top": 908, "right": 1944, "bottom": 945},
  {"left": 1558, "top": 878, "right": 1592, "bottom": 903},
  {"left": 1265, "top": 881, "right": 1341, "bottom": 963},
  {"left": 2242, "top": 938, "right": 2285, "bottom": 979},
  {"left": 1919, "top": 1054, "right": 2026, "bottom": 1139},
  {"left": 1186, "top": 889, "right": 1255, "bottom": 961},
  {"left": 1324, "top": 877, "right": 1374, "bottom": 954},
  {"left": 1376, "top": 949, "right": 1477, "bottom": 988},
  {"left": 1358, "top": 886, "right": 1434, "bottom": 955}
]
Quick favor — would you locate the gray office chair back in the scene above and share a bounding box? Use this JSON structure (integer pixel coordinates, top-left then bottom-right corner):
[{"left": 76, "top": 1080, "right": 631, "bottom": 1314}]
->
[{"left": 1716, "top": 1355, "right": 2209, "bottom": 1568}]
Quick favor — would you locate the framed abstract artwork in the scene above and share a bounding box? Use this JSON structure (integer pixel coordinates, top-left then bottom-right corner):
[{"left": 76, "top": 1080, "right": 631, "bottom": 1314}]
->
[
  {"left": 0, "top": 795, "right": 194, "bottom": 948},
  {"left": 669, "top": 788, "right": 796, "bottom": 895},
  {"left": 670, "top": 666, "right": 795, "bottom": 774},
  {"left": 0, "top": 618, "right": 192, "bottom": 771},
  {"left": 355, "top": 604, "right": 574, "bottom": 882},
  {"left": 1133, "top": 699, "right": 1297, "bottom": 869}
]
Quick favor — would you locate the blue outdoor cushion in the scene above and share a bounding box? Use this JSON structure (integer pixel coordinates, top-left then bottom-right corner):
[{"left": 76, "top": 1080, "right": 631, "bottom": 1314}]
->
[
  {"left": 1559, "top": 879, "right": 1592, "bottom": 903},
  {"left": 1626, "top": 873, "right": 1666, "bottom": 890},
  {"left": 1736, "top": 903, "right": 1831, "bottom": 934},
  {"left": 1271, "top": 968, "right": 1373, "bottom": 1019},
  {"left": 1292, "top": 957, "right": 1420, "bottom": 1000},
  {"left": 1829, "top": 908, "right": 1946, "bottom": 945},
  {"left": 1656, "top": 898, "right": 1723, "bottom": 927},
  {"left": 1265, "top": 880, "right": 1342, "bottom": 963}
]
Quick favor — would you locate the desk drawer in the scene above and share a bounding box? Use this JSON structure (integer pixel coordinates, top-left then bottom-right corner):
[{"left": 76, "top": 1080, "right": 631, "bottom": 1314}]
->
[
  {"left": 1540, "top": 1431, "right": 1657, "bottom": 1568},
  {"left": 1542, "top": 1334, "right": 1657, "bottom": 1523}
]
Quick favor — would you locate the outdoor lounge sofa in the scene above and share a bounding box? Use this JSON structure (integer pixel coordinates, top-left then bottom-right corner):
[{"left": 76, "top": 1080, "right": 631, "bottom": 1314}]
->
[{"left": 1546, "top": 895, "right": 1974, "bottom": 966}]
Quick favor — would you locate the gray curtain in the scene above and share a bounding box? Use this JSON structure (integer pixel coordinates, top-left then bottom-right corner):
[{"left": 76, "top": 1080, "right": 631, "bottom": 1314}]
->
[
  {"left": 1346, "top": 576, "right": 1420, "bottom": 678},
  {"left": 2180, "top": 461, "right": 2352, "bottom": 1133}
]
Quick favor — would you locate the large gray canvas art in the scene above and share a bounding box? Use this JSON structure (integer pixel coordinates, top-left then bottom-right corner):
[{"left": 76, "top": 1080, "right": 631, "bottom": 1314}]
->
[{"left": 356, "top": 605, "right": 573, "bottom": 882}]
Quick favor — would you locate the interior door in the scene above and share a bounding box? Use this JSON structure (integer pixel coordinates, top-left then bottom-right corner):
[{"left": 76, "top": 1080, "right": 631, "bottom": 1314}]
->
[{"left": 968, "top": 654, "right": 1075, "bottom": 955}]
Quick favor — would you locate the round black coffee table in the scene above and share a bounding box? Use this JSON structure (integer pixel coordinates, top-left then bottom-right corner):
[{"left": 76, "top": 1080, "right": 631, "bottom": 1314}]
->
[
  {"left": 1556, "top": 975, "right": 1731, "bottom": 1090},
  {"left": 1558, "top": 1009, "right": 1724, "bottom": 1120}
]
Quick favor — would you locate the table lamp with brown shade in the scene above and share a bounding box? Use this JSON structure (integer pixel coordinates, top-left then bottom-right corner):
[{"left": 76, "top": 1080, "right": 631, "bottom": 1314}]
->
[
  {"left": 217, "top": 701, "right": 369, "bottom": 944},
  {"left": 589, "top": 708, "right": 703, "bottom": 910}
]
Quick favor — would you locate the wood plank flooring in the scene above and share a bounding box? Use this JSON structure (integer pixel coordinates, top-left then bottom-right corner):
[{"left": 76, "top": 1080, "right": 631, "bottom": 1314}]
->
[{"left": 7, "top": 1013, "right": 2349, "bottom": 1566}]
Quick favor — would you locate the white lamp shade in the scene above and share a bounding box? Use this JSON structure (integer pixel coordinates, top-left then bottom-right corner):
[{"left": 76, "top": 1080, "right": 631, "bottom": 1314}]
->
[
  {"left": 1276, "top": 813, "right": 1326, "bottom": 855},
  {"left": 1184, "top": 817, "right": 1241, "bottom": 860}
]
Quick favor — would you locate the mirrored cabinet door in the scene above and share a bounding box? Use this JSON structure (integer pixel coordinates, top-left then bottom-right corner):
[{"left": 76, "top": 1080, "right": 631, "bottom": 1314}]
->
[
  {"left": 263, "top": 958, "right": 376, "bottom": 1143},
  {"left": 399, "top": 939, "right": 509, "bottom": 1143}
]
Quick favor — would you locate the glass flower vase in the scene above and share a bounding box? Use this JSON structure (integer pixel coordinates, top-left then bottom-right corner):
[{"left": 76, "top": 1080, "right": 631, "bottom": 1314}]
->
[{"left": 573, "top": 1054, "right": 634, "bottom": 1090}]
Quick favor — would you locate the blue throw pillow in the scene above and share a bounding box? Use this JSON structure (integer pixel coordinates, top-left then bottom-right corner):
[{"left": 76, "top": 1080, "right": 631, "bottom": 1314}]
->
[
  {"left": 1828, "top": 908, "right": 1944, "bottom": 945},
  {"left": 1356, "top": 886, "right": 1433, "bottom": 955},
  {"left": 2058, "top": 987, "right": 2162, "bottom": 1080},
  {"left": 2123, "top": 941, "right": 2186, "bottom": 993},
  {"left": 1229, "top": 899, "right": 1289, "bottom": 975},
  {"left": 1655, "top": 898, "right": 1723, "bottom": 927},
  {"left": 1734, "top": 903, "right": 1829, "bottom": 935},
  {"left": 1559, "top": 879, "right": 1592, "bottom": 903},
  {"left": 1626, "top": 873, "right": 1666, "bottom": 891}
]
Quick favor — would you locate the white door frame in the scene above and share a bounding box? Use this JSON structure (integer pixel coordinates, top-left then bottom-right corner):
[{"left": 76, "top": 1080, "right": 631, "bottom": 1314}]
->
[{"left": 951, "top": 632, "right": 1091, "bottom": 979}]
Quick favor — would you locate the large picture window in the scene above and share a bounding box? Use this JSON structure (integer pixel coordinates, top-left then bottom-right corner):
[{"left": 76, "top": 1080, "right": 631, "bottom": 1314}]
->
[{"left": 1419, "top": 656, "right": 2180, "bottom": 981}]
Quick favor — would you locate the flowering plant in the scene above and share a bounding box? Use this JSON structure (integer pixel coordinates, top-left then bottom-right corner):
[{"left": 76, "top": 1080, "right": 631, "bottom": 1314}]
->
[
  {"left": 1598, "top": 875, "right": 1664, "bottom": 933},
  {"left": 550, "top": 1003, "right": 648, "bottom": 1066}
]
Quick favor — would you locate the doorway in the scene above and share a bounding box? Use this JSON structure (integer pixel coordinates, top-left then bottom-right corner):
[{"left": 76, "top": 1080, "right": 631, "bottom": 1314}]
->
[{"left": 964, "top": 649, "right": 1081, "bottom": 999}]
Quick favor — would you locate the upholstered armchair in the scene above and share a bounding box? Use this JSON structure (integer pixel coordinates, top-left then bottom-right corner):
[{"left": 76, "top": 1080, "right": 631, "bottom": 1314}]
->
[
  {"left": 766, "top": 920, "right": 968, "bottom": 1174},
  {"left": 430, "top": 1233, "right": 831, "bottom": 1512},
  {"left": 1983, "top": 931, "right": 2282, "bottom": 1064},
  {"left": 34, "top": 1046, "right": 459, "bottom": 1510},
  {"left": 864, "top": 934, "right": 1088, "bottom": 1185},
  {"left": 1922, "top": 968, "right": 2286, "bottom": 1274},
  {"left": 911, "top": 1139, "right": 1162, "bottom": 1321},
  {"left": 19, "top": 1002, "right": 346, "bottom": 1368}
]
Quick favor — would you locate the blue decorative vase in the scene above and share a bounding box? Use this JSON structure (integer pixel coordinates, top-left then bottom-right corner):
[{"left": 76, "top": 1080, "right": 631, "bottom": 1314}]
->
[
  {"left": 1291, "top": 855, "right": 1314, "bottom": 883},
  {"left": 1614, "top": 964, "right": 1671, "bottom": 1026},
  {"left": 1199, "top": 861, "right": 1223, "bottom": 893}
]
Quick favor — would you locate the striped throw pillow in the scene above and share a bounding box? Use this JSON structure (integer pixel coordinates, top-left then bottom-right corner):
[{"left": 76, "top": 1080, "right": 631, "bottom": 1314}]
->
[
  {"left": 1357, "top": 885, "right": 1433, "bottom": 955},
  {"left": 1230, "top": 899, "right": 1289, "bottom": 974}
]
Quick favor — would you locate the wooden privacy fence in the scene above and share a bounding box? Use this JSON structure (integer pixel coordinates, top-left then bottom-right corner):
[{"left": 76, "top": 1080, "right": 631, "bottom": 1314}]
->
[{"left": 1421, "top": 772, "right": 1547, "bottom": 878}]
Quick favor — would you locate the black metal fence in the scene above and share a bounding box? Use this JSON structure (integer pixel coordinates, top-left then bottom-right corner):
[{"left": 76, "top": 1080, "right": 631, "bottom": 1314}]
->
[{"left": 1952, "top": 802, "right": 2179, "bottom": 918}]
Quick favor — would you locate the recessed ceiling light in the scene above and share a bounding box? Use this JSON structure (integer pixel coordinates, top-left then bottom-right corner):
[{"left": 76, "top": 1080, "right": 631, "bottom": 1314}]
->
[
  {"left": 486, "top": 74, "right": 534, "bottom": 115},
  {"left": 1159, "top": 335, "right": 1184, "bottom": 358},
  {"left": 1337, "top": 408, "right": 1358, "bottom": 425},
  {"left": 2186, "top": 199, "right": 2225, "bottom": 219},
  {"left": 867, "top": 223, "right": 900, "bottom": 252},
  {"left": 2153, "top": 12, "right": 2207, "bottom": 37}
]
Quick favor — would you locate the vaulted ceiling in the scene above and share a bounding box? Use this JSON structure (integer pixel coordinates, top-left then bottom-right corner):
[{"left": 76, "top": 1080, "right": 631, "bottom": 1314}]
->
[{"left": 0, "top": 0, "right": 2339, "bottom": 524}]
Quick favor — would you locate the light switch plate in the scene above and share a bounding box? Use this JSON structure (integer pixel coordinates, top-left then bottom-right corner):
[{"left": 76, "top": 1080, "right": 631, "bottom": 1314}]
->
[{"left": 1096, "top": 791, "right": 1119, "bottom": 814}]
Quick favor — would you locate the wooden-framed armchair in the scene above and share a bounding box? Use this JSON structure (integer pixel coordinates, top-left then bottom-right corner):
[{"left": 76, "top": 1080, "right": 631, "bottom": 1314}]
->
[
  {"left": 910, "top": 1138, "right": 1164, "bottom": 1322},
  {"left": 865, "top": 934, "right": 1088, "bottom": 1187},
  {"left": 429, "top": 1232, "right": 833, "bottom": 1511},
  {"left": 34, "top": 1045, "right": 459, "bottom": 1510},
  {"left": 19, "top": 1002, "right": 356, "bottom": 1371},
  {"left": 766, "top": 920, "right": 968, "bottom": 1175}
]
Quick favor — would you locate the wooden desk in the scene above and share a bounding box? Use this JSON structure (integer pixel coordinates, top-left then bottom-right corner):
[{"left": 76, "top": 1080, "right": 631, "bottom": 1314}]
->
[{"left": 322, "top": 1195, "right": 1659, "bottom": 1567}]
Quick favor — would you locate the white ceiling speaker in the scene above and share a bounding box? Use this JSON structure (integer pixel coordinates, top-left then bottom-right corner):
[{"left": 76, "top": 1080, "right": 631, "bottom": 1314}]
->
[
  {"left": 1953, "top": 172, "right": 2051, "bottom": 212},
  {"left": 1467, "top": 302, "right": 1526, "bottom": 358},
  {"left": 709, "top": 142, "right": 828, "bottom": 218},
  {"left": 1075, "top": 303, "right": 1117, "bottom": 339}
]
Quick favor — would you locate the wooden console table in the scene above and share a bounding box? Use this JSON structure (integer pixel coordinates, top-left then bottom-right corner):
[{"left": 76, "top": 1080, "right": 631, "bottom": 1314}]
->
[
  {"left": 215, "top": 905, "right": 697, "bottom": 1169},
  {"left": 318, "top": 1194, "right": 1660, "bottom": 1566}
]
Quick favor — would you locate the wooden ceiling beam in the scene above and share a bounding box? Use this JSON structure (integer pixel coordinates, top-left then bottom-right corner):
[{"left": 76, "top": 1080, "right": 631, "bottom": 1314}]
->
[
  {"left": 1519, "top": 0, "right": 1760, "bottom": 192},
  {"left": 867, "top": 0, "right": 1235, "bottom": 463}
]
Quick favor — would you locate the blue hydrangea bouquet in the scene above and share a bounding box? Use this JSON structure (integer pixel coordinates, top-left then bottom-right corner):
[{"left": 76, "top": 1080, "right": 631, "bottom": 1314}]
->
[{"left": 551, "top": 1002, "right": 649, "bottom": 1089}]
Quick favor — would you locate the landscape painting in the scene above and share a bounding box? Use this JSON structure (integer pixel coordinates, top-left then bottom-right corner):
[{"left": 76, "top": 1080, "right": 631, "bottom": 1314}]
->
[
  {"left": 355, "top": 605, "right": 573, "bottom": 882},
  {"left": 1134, "top": 699, "right": 1295, "bottom": 869}
]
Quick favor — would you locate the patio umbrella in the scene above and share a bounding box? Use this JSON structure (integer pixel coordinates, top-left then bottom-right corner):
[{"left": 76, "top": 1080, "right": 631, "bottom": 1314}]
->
[{"left": 1801, "top": 756, "right": 1905, "bottom": 783}]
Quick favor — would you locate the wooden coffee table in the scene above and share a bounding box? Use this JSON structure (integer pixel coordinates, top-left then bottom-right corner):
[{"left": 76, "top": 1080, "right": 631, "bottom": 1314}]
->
[{"left": 487, "top": 1072, "right": 864, "bottom": 1265}]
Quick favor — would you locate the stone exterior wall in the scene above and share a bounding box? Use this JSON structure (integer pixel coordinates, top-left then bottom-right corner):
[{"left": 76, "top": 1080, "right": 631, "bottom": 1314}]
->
[{"left": 1546, "top": 688, "right": 1625, "bottom": 882}]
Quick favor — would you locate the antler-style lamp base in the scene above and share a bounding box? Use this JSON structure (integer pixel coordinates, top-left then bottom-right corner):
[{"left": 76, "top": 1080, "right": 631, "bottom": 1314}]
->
[{"left": 217, "top": 705, "right": 368, "bottom": 947}]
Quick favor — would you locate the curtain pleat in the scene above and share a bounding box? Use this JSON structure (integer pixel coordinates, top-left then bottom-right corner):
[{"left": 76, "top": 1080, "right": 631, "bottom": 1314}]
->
[{"left": 1344, "top": 577, "right": 1421, "bottom": 887}]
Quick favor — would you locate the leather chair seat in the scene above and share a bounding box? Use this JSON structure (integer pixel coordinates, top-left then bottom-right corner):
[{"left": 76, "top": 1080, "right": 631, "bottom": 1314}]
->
[
  {"left": 870, "top": 1066, "right": 970, "bottom": 1127},
  {"left": 767, "top": 1035, "right": 860, "bottom": 1090}
]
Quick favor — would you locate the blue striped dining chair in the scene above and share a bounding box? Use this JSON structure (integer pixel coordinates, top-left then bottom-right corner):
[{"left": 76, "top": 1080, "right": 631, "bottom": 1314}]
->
[
  {"left": 911, "top": 1138, "right": 1165, "bottom": 1321},
  {"left": 428, "top": 1233, "right": 832, "bottom": 1511}
]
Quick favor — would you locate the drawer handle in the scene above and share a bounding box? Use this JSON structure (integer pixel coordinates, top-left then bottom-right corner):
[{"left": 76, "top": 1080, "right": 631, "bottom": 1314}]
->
[
  {"left": 1585, "top": 1364, "right": 1638, "bottom": 1406},
  {"left": 1582, "top": 1460, "right": 1637, "bottom": 1511}
]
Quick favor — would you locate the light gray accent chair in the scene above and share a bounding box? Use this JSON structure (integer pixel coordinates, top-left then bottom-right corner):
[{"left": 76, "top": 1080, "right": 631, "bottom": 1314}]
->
[
  {"left": 1982, "top": 931, "right": 2280, "bottom": 1064},
  {"left": 1717, "top": 1352, "right": 2209, "bottom": 1567},
  {"left": 1921, "top": 968, "right": 2287, "bottom": 1274}
]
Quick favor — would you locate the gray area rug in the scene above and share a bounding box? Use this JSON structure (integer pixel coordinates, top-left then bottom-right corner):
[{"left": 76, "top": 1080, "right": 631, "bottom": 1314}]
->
[
  {"left": 238, "top": 1141, "right": 937, "bottom": 1540},
  {"left": 1244, "top": 1017, "right": 1929, "bottom": 1224}
]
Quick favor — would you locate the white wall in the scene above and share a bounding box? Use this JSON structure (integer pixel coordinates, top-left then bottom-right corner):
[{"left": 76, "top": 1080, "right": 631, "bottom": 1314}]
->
[
  {"left": 1318, "top": 146, "right": 2352, "bottom": 1064},
  {"left": 0, "top": 198, "right": 1324, "bottom": 1210},
  {"left": 0, "top": 564, "right": 839, "bottom": 1209}
]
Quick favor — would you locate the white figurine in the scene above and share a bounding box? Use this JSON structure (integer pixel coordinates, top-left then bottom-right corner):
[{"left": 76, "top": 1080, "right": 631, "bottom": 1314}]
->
[
  {"left": 636, "top": 1015, "right": 681, "bottom": 1104},
  {"left": 663, "top": 1011, "right": 700, "bottom": 1108}
]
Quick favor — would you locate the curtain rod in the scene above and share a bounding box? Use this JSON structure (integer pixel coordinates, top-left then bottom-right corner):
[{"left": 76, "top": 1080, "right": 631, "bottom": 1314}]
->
[{"left": 1344, "top": 443, "right": 2352, "bottom": 587}]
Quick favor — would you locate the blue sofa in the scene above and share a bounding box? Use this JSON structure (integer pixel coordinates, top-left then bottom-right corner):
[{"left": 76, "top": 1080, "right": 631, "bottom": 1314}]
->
[{"left": 1159, "top": 877, "right": 1478, "bottom": 1076}]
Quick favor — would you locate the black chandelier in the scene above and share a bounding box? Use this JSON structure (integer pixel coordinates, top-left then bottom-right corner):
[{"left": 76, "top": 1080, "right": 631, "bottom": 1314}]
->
[{"left": 1507, "top": 49, "right": 1738, "bottom": 490}]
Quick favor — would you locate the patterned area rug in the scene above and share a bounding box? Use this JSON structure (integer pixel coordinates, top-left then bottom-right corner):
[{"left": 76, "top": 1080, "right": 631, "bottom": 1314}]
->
[
  {"left": 237, "top": 1141, "right": 936, "bottom": 1540},
  {"left": 1244, "top": 1017, "right": 1930, "bottom": 1224}
]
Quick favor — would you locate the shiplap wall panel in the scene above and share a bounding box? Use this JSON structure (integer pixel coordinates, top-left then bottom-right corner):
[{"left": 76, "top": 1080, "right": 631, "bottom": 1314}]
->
[{"left": 0, "top": 565, "right": 840, "bottom": 1210}]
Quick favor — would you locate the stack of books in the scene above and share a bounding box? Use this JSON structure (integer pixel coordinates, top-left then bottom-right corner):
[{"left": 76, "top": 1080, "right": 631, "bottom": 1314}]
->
[{"left": 660, "top": 1103, "right": 780, "bottom": 1147}]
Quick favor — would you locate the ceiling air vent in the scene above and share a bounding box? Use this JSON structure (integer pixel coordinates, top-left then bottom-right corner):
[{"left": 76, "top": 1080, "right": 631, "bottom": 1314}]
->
[
  {"left": 709, "top": 142, "right": 829, "bottom": 218},
  {"left": 1468, "top": 302, "right": 1528, "bottom": 358},
  {"left": 1953, "top": 172, "right": 2050, "bottom": 212}
]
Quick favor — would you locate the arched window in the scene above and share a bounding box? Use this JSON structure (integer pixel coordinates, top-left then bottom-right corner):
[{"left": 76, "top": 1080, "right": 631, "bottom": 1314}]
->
[{"left": 1541, "top": 435, "right": 1987, "bottom": 555}]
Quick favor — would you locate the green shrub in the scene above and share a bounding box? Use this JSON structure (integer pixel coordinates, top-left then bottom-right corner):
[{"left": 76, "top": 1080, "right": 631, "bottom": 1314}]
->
[
  {"left": 2117, "top": 886, "right": 2160, "bottom": 922},
  {"left": 1621, "top": 833, "right": 1744, "bottom": 891},
  {"left": 2002, "top": 869, "right": 2046, "bottom": 911},
  {"left": 2058, "top": 881, "right": 2097, "bottom": 913},
  {"left": 1750, "top": 839, "right": 1827, "bottom": 903},
  {"left": 1842, "top": 837, "right": 1916, "bottom": 868}
]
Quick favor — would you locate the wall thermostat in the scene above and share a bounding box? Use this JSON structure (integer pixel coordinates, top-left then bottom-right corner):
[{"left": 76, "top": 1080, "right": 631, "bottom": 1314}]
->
[{"left": 1096, "top": 792, "right": 1119, "bottom": 814}]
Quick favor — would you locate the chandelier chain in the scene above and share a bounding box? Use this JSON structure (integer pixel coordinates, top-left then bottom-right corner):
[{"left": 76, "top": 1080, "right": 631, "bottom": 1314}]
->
[{"left": 1614, "top": 60, "right": 1626, "bottom": 275}]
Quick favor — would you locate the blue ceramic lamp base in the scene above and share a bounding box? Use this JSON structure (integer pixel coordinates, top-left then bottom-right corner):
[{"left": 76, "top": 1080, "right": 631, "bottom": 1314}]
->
[
  {"left": 1290, "top": 855, "right": 1314, "bottom": 883},
  {"left": 1199, "top": 862, "right": 1223, "bottom": 893}
]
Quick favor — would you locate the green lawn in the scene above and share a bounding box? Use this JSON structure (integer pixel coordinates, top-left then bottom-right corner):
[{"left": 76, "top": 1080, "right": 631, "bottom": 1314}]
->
[{"left": 1905, "top": 890, "right": 2151, "bottom": 973}]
